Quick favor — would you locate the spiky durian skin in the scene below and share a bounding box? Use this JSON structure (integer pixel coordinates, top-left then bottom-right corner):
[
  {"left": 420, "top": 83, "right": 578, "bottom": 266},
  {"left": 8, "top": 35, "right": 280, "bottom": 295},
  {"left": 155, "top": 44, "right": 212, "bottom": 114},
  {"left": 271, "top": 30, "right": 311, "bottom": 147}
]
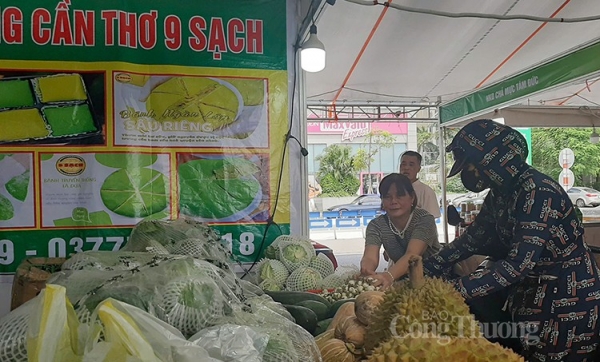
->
[
  {"left": 364, "top": 277, "right": 481, "bottom": 352},
  {"left": 367, "top": 335, "right": 524, "bottom": 362}
]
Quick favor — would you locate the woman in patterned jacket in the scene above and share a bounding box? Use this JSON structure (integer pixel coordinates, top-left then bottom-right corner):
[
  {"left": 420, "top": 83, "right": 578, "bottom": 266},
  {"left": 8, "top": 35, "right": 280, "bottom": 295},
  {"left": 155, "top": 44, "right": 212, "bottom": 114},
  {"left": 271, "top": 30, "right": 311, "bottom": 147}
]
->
[{"left": 423, "top": 119, "right": 600, "bottom": 361}]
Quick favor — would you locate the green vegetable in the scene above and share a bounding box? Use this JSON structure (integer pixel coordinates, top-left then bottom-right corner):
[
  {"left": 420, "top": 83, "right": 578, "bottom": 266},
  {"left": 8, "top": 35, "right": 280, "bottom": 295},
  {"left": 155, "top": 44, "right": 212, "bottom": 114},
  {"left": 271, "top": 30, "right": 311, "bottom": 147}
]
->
[
  {"left": 100, "top": 168, "right": 168, "bottom": 218},
  {"left": 257, "top": 259, "right": 288, "bottom": 286},
  {"left": 283, "top": 304, "right": 318, "bottom": 335},
  {"left": 265, "top": 290, "right": 331, "bottom": 308},
  {"left": 295, "top": 300, "right": 329, "bottom": 321},
  {"left": 314, "top": 318, "right": 333, "bottom": 336},
  {"left": 328, "top": 298, "right": 356, "bottom": 318},
  {"left": 282, "top": 244, "right": 309, "bottom": 264}
]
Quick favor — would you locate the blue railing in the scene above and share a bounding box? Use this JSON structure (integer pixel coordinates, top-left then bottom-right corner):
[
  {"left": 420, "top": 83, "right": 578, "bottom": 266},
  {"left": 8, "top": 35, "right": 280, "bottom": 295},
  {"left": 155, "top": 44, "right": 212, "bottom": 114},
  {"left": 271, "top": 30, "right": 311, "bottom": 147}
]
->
[{"left": 309, "top": 209, "right": 441, "bottom": 230}]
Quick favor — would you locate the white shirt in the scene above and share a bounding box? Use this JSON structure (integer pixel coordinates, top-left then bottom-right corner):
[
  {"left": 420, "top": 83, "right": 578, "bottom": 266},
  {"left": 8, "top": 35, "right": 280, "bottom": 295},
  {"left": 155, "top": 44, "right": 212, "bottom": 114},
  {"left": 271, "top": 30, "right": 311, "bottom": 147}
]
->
[{"left": 412, "top": 180, "right": 440, "bottom": 218}]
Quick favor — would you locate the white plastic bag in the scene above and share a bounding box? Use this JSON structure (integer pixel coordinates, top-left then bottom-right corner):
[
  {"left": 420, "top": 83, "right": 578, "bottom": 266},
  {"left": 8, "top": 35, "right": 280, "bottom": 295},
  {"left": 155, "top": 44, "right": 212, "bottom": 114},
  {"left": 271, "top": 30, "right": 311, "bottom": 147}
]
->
[{"left": 189, "top": 324, "right": 268, "bottom": 361}]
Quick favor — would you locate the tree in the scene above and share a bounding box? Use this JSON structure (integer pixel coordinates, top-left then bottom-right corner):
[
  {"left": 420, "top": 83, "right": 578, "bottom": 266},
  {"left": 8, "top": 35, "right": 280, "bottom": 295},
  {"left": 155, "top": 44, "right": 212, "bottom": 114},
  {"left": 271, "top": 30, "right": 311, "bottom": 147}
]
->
[
  {"left": 352, "top": 129, "right": 395, "bottom": 193},
  {"left": 316, "top": 144, "right": 360, "bottom": 196},
  {"left": 531, "top": 128, "right": 600, "bottom": 188}
]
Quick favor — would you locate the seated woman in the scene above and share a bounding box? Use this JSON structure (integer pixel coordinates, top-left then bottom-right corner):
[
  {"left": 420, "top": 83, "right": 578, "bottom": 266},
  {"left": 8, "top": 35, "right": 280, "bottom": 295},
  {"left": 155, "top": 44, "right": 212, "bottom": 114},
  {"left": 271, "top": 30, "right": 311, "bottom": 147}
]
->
[{"left": 360, "top": 173, "right": 441, "bottom": 289}]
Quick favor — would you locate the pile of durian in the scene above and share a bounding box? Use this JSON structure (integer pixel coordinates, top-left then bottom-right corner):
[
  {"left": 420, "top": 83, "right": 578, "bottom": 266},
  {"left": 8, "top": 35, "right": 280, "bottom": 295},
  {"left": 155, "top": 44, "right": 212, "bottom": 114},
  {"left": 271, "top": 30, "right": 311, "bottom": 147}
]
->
[{"left": 315, "top": 256, "right": 525, "bottom": 362}]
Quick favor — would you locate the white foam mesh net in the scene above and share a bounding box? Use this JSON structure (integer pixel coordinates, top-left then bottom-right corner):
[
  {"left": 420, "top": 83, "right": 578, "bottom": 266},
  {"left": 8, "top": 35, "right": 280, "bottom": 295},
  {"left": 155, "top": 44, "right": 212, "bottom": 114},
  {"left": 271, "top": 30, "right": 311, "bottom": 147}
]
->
[
  {"left": 309, "top": 253, "right": 335, "bottom": 279},
  {"left": 277, "top": 237, "right": 316, "bottom": 272},
  {"left": 0, "top": 298, "right": 33, "bottom": 362},
  {"left": 154, "top": 276, "right": 229, "bottom": 338},
  {"left": 285, "top": 267, "right": 322, "bottom": 291},
  {"left": 318, "top": 273, "right": 349, "bottom": 289},
  {"left": 256, "top": 258, "right": 289, "bottom": 286},
  {"left": 61, "top": 251, "right": 162, "bottom": 271},
  {"left": 124, "top": 218, "right": 223, "bottom": 254},
  {"left": 259, "top": 279, "right": 282, "bottom": 291}
]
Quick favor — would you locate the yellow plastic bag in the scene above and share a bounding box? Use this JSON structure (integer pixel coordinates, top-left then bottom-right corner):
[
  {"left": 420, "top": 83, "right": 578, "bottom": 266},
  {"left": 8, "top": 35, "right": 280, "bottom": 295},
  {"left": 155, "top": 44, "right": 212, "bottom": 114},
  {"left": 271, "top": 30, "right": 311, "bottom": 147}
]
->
[
  {"left": 87, "top": 298, "right": 217, "bottom": 362},
  {"left": 26, "top": 284, "right": 81, "bottom": 362},
  {"left": 90, "top": 299, "right": 159, "bottom": 362}
]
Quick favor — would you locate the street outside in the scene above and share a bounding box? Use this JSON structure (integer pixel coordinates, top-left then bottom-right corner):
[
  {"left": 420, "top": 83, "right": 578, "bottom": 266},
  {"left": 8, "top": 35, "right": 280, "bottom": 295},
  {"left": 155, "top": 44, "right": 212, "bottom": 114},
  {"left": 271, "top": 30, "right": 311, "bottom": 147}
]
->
[{"left": 312, "top": 206, "right": 600, "bottom": 272}]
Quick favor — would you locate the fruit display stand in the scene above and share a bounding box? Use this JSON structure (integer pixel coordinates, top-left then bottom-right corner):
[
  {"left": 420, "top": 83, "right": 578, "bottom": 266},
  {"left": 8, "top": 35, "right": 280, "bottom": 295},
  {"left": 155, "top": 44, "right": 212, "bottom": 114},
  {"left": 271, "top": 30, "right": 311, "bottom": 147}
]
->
[
  {"left": 0, "top": 219, "right": 323, "bottom": 362},
  {"left": 313, "top": 256, "right": 525, "bottom": 362}
]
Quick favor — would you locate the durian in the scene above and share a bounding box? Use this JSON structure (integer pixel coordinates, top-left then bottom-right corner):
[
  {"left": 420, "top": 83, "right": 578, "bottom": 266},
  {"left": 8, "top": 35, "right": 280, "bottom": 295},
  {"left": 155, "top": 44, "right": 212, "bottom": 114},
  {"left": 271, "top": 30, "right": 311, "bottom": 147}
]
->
[
  {"left": 367, "top": 335, "right": 524, "bottom": 362},
  {"left": 364, "top": 256, "right": 480, "bottom": 353}
]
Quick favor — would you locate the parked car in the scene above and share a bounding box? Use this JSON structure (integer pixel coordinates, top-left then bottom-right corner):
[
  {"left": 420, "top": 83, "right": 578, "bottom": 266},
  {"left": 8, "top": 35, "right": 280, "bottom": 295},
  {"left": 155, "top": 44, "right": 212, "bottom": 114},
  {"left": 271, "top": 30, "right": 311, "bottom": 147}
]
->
[
  {"left": 451, "top": 189, "right": 490, "bottom": 208},
  {"left": 567, "top": 187, "right": 600, "bottom": 207},
  {"left": 327, "top": 194, "right": 382, "bottom": 213}
]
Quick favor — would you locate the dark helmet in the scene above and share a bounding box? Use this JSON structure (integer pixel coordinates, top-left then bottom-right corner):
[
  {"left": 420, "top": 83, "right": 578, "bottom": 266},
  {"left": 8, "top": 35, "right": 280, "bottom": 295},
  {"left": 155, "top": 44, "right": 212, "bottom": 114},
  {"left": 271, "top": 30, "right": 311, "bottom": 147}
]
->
[{"left": 446, "top": 119, "right": 529, "bottom": 187}]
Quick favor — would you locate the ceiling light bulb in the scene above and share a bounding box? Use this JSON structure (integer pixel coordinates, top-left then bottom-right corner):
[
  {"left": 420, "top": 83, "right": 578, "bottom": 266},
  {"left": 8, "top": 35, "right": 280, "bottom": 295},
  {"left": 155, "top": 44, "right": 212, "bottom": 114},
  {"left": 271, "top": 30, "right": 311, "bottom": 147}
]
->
[{"left": 301, "top": 25, "right": 326, "bottom": 73}]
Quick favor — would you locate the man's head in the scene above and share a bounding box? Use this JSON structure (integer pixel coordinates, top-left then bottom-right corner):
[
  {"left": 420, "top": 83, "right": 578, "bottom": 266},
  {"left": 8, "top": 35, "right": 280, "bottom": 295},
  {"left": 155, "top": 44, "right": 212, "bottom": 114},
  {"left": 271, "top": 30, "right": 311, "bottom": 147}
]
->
[
  {"left": 446, "top": 119, "right": 528, "bottom": 192},
  {"left": 399, "top": 151, "right": 422, "bottom": 183}
]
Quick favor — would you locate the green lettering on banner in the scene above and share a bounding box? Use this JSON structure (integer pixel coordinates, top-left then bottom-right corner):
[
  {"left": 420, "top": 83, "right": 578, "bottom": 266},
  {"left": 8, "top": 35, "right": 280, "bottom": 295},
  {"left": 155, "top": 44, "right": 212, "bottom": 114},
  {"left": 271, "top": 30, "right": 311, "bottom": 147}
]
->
[
  {"left": 0, "top": 224, "right": 290, "bottom": 274},
  {"left": 440, "top": 41, "right": 600, "bottom": 124},
  {"left": 0, "top": 0, "right": 287, "bottom": 70}
]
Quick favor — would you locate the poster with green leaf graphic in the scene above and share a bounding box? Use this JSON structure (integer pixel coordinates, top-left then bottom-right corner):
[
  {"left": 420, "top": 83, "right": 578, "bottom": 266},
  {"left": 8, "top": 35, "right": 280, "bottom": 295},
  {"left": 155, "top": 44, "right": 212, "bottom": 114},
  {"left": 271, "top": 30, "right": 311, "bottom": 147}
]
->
[{"left": 0, "top": 0, "right": 291, "bottom": 273}]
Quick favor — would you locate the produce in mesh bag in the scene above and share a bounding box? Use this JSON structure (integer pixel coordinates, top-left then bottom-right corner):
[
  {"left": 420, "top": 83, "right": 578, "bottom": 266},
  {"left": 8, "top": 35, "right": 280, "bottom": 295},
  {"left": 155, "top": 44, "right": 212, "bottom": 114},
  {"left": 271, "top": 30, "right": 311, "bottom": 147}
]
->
[
  {"left": 308, "top": 253, "right": 335, "bottom": 279},
  {"left": 170, "top": 237, "right": 229, "bottom": 261},
  {"left": 285, "top": 267, "right": 322, "bottom": 291},
  {"left": 0, "top": 298, "right": 33, "bottom": 362},
  {"left": 81, "top": 284, "right": 153, "bottom": 314},
  {"left": 367, "top": 335, "right": 524, "bottom": 362},
  {"left": 125, "top": 218, "right": 223, "bottom": 254},
  {"left": 278, "top": 238, "right": 315, "bottom": 272},
  {"left": 263, "top": 330, "right": 300, "bottom": 362},
  {"left": 189, "top": 324, "right": 269, "bottom": 361},
  {"left": 257, "top": 258, "right": 289, "bottom": 287},
  {"left": 246, "top": 294, "right": 294, "bottom": 322},
  {"left": 125, "top": 218, "right": 189, "bottom": 251},
  {"left": 61, "top": 251, "right": 164, "bottom": 271},
  {"left": 264, "top": 238, "right": 282, "bottom": 259},
  {"left": 214, "top": 300, "right": 321, "bottom": 362},
  {"left": 154, "top": 275, "right": 231, "bottom": 337},
  {"left": 259, "top": 279, "right": 282, "bottom": 292},
  {"left": 318, "top": 273, "right": 349, "bottom": 289},
  {"left": 364, "top": 256, "right": 480, "bottom": 353}
]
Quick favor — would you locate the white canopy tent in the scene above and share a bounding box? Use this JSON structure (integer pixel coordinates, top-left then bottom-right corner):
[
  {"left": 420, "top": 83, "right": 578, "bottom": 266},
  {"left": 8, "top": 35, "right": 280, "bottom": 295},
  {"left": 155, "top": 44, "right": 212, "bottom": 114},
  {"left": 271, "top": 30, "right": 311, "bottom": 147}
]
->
[
  {"left": 300, "top": 0, "right": 600, "bottom": 240},
  {"left": 305, "top": 0, "right": 600, "bottom": 108}
]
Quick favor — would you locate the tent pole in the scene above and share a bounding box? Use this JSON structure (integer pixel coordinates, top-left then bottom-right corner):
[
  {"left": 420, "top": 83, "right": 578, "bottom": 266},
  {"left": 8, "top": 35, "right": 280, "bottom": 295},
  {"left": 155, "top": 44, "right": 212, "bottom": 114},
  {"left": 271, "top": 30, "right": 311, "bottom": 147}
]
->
[{"left": 437, "top": 100, "right": 449, "bottom": 244}]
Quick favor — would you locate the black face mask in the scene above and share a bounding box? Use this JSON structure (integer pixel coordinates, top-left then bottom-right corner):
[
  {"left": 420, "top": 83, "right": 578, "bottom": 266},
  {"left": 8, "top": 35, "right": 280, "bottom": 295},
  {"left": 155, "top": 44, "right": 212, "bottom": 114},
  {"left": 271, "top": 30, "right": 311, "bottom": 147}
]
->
[{"left": 460, "top": 166, "right": 489, "bottom": 193}]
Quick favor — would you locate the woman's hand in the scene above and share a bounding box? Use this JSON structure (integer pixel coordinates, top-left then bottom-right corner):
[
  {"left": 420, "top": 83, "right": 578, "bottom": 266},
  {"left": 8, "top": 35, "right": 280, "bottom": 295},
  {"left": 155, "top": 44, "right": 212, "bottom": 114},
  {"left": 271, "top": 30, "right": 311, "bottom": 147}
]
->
[
  {"left": 360, "top": 265, "right": 376, "bottom": 276},
  {"left": 369, "top": 271, "right": 395, "bottom": 290}
]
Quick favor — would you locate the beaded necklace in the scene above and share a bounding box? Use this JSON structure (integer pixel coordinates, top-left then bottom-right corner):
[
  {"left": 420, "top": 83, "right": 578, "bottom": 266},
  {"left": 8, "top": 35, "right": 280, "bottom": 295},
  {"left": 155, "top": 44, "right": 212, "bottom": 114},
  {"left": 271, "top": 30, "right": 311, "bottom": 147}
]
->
[{"left": 388, "top": 211, "right": 414, "bottom": 239}]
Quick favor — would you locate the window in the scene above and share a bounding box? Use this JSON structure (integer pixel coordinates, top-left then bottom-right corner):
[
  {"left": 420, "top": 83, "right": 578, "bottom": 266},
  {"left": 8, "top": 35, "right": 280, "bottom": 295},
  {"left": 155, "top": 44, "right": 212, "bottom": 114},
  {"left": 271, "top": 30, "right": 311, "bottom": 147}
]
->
[{"left": 307, "top": 144, "right": 326, "bottom": 174}]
